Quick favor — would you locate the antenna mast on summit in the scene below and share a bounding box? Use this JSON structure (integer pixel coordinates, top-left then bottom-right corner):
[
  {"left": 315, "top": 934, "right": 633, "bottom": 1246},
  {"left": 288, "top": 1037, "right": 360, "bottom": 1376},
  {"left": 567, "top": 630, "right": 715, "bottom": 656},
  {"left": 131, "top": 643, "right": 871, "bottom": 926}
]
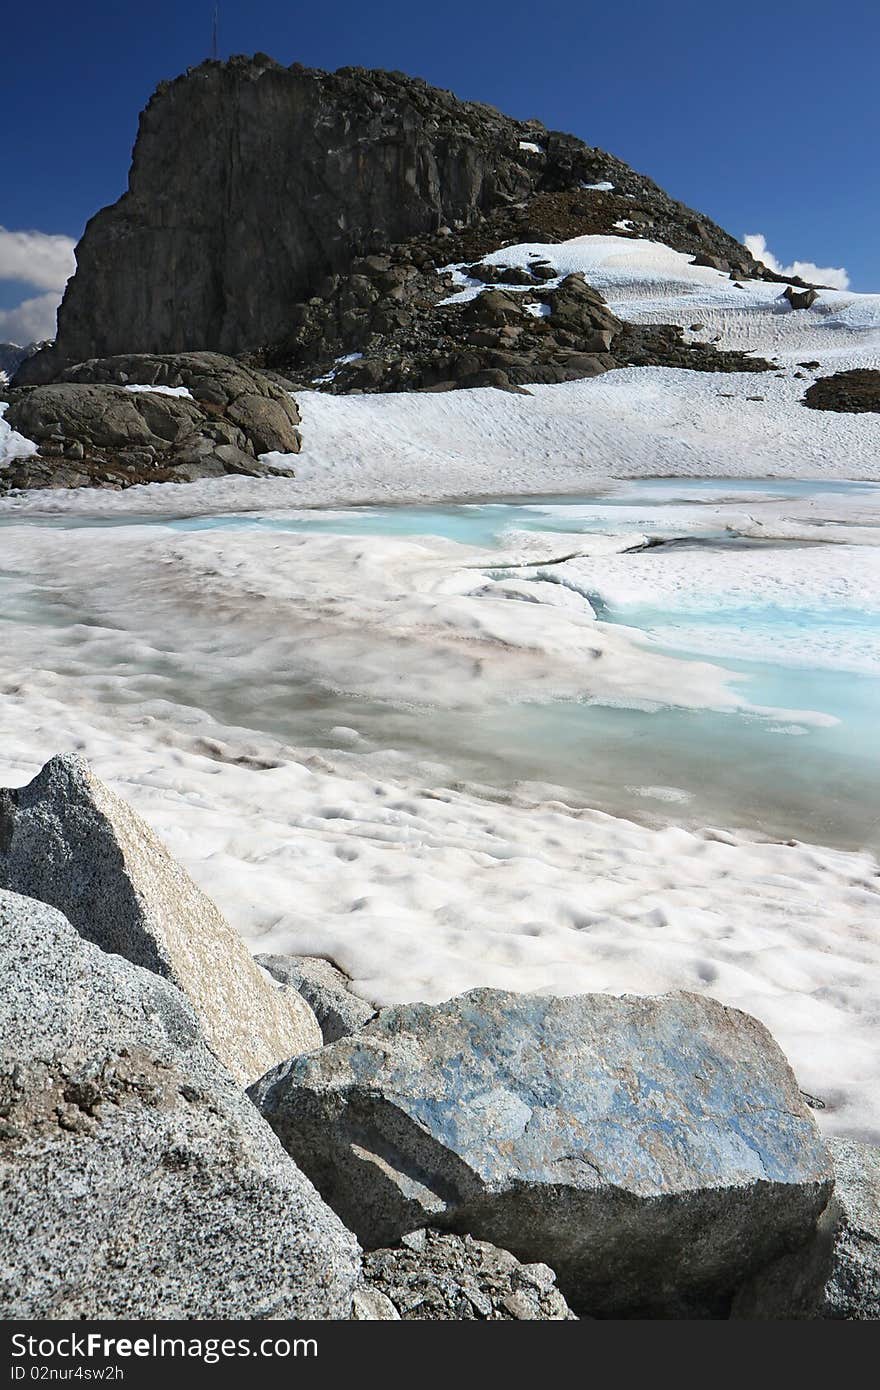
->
[{"left": 211, "top": 5, "right": 219, "bottom": 61}]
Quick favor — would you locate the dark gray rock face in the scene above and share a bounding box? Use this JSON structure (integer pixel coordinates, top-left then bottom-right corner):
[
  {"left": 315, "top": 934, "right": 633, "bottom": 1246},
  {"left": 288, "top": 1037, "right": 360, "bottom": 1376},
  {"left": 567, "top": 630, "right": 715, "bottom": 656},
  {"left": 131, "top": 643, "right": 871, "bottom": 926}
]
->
[
  {"left": 257, "top": 954, "right": 376, "bottom": 1043},
  {"left": 20, "top": 58, "right": 540, "bottom": 380},
  {"left": 356, "top": 1228, "right": 576, "bottom": 1320},
  {"left": 18, "top": 56, "right": 763, "bottom": 386},
  {"left": 0, "top": 889, "right": 360, "bottom": 1319},
  {"left": 249, "top": 987, "right": 833, "bottom": 1318},
  {"left": 803, "top": 367, "right": 880, "bottom": 414},
  {"left": 783, "top": 285, "right": 819, "bottom": 310},
  {"left": 2, "top": 352, "right": 300, "bottom": 490},
  {"left": 732, "top": 1137, "right": 880, "bottom": 1319}
]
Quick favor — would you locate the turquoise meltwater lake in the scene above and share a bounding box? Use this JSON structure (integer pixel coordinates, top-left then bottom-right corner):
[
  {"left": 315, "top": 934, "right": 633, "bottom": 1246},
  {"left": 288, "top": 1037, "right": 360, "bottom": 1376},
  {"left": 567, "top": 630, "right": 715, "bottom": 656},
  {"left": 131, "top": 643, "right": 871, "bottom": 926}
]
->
[
  {"left": 160, "top": 479, "right": 880, "bottom": 846},
  {"left": 4, "top": 476, "right": 879, "bottom": 848}
]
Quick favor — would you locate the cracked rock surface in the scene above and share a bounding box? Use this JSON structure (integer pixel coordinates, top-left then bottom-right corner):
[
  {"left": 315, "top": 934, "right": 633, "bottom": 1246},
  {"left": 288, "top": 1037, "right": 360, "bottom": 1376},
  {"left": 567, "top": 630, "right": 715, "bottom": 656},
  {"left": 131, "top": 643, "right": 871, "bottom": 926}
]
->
[
  {"left": 2, "top": 352, "right": 300, "bottom": 491},
  {"left": 0, "top": 888, "right": 360, "bottom": 1319},
  {"left": 250, "top": 986, "right": 832, "bottom": 1317}
]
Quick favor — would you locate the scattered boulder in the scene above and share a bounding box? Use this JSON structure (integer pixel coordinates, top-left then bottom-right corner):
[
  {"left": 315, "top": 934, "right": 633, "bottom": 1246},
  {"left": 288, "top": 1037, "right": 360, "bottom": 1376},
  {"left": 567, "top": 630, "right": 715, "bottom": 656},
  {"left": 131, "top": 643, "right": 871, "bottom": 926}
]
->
[
  {"left": 0, "top": 756, "right": 321, "bottom": 1085},
  {"left": 257, "top": 954, "right": 376, "bottom": 1044},
  {"left": 458, "top": 367, "right": 531, "bottom": 393},
  {"left": 691, "top": 253, "right": 730, "bottom": 272},
  {"left": 0, "top": 889, "right": 361, "bottom": 1319},
  {"left": 263, "top": 237, "right": 770, "bottom": 397},
  {"left": 1, "top": 352, "right": 300, "bottom": 491},
  {"left": 351, "top": 1286, "right": 402, "bottom": 1319},
  {"left": 358, "top": 1228, "right": 576, "bottom": 1320},
  {"left": 544, "top": 273, "right": 619, "bottom": 334},
  {"left": 732, "top": 1137, "right": 880, "bottom": 1320},
  {"left": 782, "top": 285, "right": 819, "bottom": 310},
  {"left": 250, "top": 987, "right": 833, "bottom": 1317},
  {"left": 803, "top": 367, "right": 880, "bottom": 414},
  {"left": 464, "top": 262, "right": 536, "bottom": 286},
  {"left": 554, "top": 352, "right": 609, "bottom": 378},
  {"left": 461, "top": 288, "right": 528, "bottom": 328}
]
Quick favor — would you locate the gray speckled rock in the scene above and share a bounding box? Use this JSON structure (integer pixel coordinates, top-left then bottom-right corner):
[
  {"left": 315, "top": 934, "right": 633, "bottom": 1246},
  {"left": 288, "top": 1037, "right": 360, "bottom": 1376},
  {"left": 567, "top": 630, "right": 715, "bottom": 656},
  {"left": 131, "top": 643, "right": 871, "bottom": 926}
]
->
[
  {"left": 0, "top": 889, "right": 360, "bottom": 1319},
  {"left": 256, "top": 953, "right": 376, "bottom": 1043},
  {"left": 250, "top": 987, "right": 833, "bottom": 1317},
  {"left": 359, "top": 1228, "right": 575, "bottom": 1320},
  {"left": 350, "top": 1287, "right": 401, "bottom": 1320},
  {"left": 0, "top": 756, "right": 321, "bottom": 1084},
  {"left": 732, "top": 1137, "right": 880, "bottom": 1319}
]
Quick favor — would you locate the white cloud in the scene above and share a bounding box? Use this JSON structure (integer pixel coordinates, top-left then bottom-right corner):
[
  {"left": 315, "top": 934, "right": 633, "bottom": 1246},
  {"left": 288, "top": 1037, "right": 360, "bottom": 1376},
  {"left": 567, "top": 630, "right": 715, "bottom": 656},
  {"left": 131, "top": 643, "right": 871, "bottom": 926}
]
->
[
  {"left": 0, "top": 226, "right": 76, "bottom": 346},
  {"left": 0, "top": 290, "right": 61, "bottom": 344},
  {"left": 0, "top": 226, "right": 76, "bottom": 290},
  {"left": 744, "top": 233, "right": 850, "bottom": 291}
]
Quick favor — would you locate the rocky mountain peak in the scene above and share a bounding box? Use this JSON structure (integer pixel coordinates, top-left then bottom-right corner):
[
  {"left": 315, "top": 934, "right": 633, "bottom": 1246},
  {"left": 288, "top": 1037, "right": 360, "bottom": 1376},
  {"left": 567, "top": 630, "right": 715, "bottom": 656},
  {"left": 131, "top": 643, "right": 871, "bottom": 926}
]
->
[{"left": 18, "top": 56, "right": 763, "bottom": 386}]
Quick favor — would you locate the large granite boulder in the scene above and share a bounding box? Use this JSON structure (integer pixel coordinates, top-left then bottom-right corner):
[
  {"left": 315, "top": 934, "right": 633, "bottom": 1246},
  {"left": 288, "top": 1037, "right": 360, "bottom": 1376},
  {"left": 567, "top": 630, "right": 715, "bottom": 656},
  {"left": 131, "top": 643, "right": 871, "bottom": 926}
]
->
[
  {"left": 6, "top": 381, "right": 207, "bottom": 450},
  {"left": 60, "top": 351, "right": 301, "bottom": 449},
  {"left": 250, "top": 987, "right": 833, "bottom": 1317},
  {"left": 732, "top": 1137, "right": 880, "bottom": 1319},
  {"left": 0, "top": 889, "right": 361, "bottom": 1319},
  {"left": 0, "top": 755, "right": 321, "bottom": 1085},
  {"left": 257, "top": 953, "right": 376, "bottom": 1043},
  {"left": 2, "top": 351, "right": 300, "bottom": 490},
  {"left": 355, "top": 1228, "right": 575, "bottom": 1320}
]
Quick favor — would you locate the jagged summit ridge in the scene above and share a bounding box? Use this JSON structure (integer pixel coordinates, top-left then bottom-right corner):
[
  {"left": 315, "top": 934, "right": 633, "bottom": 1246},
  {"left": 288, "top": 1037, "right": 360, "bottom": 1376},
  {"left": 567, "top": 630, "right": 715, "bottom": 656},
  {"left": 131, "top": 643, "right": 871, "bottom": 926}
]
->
[{"left": 20, "top": 54, "right": 759, "bottom": 384}]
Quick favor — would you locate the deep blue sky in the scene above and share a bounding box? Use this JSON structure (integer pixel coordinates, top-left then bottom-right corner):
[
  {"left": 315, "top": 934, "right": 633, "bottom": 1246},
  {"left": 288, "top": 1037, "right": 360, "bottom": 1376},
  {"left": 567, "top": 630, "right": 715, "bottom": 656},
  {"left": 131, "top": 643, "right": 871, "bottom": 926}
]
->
[{"left": 0, "top": 0, "right": 877, "bottom": 327}]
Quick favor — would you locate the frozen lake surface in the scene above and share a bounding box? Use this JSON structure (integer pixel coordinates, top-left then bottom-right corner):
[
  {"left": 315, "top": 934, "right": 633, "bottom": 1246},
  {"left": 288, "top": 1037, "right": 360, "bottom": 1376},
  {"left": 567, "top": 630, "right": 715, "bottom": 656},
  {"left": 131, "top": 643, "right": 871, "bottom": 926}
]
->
[{"left": 3, "top": 477, "right": 879, "bottom": 849}]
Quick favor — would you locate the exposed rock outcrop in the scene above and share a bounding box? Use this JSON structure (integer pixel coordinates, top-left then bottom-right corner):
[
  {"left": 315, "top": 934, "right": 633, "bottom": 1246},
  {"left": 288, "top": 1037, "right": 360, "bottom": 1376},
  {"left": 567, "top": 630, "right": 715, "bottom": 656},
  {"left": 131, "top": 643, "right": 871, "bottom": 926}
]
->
[
  {"left": 803, "top": 367, "right": 880, "bottom": 414},
  {"left": 355, "top": 1228, "right": 576, "bottom": 1320},
  {"left": 249, "top": 987, "right": 832, "bottom": 1317},
  {"left": 259, "top": 254, "right": 771, "bottom": 394},
  {"left": 783, "top": 286, "right": 819, "bottom": 310},
  {"left": 1, "top": 352, "right": 300, "bottom": 491},
  {"left": 0, "top": 889, "right": 360, "bottom": 1319},
  {"left": 257, "top": 954, "right": 377, "bottom": 1044},
  {"left": 18, "top": 56, "right": 774, "bottom": 386},
  {"left": 0, "top": 755, "right": 321, "bottom": 1084}
]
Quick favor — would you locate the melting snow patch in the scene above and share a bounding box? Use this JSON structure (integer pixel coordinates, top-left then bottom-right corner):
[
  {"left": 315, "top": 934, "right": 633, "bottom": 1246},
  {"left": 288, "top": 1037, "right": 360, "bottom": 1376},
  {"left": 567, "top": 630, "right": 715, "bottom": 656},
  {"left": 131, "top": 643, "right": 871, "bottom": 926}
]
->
[
  {"left": 582, "top": 180, "right": 615, "bottom": 191},
  {"left": 312, "top": 352, "right": 364, "bottom": 386},
  {"left": 125, "top": 384, "right": 193, "bottom": 398},
  {"left": 519, "top": 140, "right": 544, "bottom": 155},
  {"left": 0, "top": 401, "right": 38, "bottom": 469}
]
